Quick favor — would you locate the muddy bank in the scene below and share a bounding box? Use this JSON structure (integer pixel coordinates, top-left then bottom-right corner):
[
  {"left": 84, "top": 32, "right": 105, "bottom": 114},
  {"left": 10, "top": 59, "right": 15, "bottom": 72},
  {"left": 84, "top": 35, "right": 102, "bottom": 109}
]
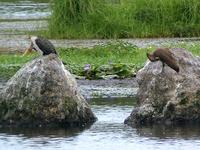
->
[
  {"left": 77, "top": 78, "right": 138, "bottom": 99},
  {"left": 1, "top": 36, "right": 200, "bottom": 54},
  {"left": 0, "top": 20, "right": 47, "bottom": 34},
  {"left": 0, "top": 78, "right": 138, "bottom": 99}
]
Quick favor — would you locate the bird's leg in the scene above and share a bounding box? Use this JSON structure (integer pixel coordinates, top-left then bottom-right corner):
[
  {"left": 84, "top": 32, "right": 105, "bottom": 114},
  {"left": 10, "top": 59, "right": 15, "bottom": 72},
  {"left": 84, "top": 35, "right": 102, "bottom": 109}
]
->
[
  {"left": 161, "top": 62, "right": 165, "bottom": 73},
  {"left": 23, "top": 46, "right": 33, "bottom": 56},
  {"left": 23, "top": 42, "right": 35, "bottom": 56}
]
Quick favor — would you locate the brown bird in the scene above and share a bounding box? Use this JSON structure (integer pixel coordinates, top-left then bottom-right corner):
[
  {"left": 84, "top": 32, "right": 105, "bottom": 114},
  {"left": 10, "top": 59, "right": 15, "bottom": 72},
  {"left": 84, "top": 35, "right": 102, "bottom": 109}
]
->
[{"left": 147, "top": 48, "right": 179, "bottom": 73}]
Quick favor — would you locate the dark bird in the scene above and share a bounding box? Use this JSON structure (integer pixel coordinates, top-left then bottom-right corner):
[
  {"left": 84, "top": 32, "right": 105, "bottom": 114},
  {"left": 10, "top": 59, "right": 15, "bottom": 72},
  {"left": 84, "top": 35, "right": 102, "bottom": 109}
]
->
[
  {"left": 24, "top": 36, "right": 67, "bottom": 65},
  {"left": 147, "top": 48, "right": 179, "bottom": 73},
  {"left": 24, "top": 36, "right": 57, "bottom": 56}
]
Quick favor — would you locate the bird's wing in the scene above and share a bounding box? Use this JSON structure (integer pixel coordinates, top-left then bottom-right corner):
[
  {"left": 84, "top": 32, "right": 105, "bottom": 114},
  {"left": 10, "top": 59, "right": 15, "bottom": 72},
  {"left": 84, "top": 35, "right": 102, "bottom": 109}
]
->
[{"left": 35, "top": 37, "right": 57, "bottom": 55}]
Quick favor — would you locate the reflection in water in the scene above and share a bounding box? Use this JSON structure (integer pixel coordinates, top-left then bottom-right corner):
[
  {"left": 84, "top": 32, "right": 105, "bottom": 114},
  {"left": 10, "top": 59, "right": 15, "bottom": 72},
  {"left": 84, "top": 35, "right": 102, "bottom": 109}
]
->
[
  {"left": 0, "top": 127, "right": 87, "bottom": 138},
  {"left": 0, "top": 98, "right": 200, "bottom": 150},
  {"left": 136, "top": 125, "right": 200, "bottom": 140}
]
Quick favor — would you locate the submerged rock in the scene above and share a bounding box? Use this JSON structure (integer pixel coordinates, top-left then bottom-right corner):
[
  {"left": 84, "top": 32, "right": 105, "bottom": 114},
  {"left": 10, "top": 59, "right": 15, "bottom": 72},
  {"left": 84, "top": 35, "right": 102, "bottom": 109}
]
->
[
  {"left": 0, "top": 54, "right": 96, "bottom": 127},
  {"left": 125, "top": 48, "right": 200, "bottom": 126}
]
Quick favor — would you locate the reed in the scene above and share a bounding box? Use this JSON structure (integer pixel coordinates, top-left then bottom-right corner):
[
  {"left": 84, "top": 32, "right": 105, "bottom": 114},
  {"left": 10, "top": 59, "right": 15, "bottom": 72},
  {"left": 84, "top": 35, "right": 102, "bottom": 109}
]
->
[{"left": 48, "top": 0, "right": 200, "bottom": 38}]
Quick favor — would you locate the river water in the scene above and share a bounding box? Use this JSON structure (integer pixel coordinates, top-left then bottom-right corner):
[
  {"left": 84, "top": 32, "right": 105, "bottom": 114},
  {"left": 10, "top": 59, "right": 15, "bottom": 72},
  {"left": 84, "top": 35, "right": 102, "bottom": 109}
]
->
[
  {"left": 0, "top": 0, "right": 50, "bottom": 20},
  {"left": 0, "top": 98, "right": 200, "bottom": 150},
  {"left": 1, "top": 0, "right": 200, "bottom": 150}
]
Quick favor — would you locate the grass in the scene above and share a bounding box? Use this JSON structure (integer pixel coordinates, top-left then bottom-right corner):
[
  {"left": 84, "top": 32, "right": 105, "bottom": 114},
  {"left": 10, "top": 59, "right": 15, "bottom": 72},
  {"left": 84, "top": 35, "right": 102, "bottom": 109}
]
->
[
  {"left": 48, "top": 0, "right": 200, "bottom": 39},
  {"left": 181, "top": 44, "right": 200, "bottom": 56},
  {"left": 59, "top": 41, "right": 147, "bottom": 79},
  {"left": 59, "top": 41, "right": 146, "bottom": 69},
  {"left": 0, "top": 41, "right": 149, "bottom": 80},
  {"left": 0, "top": 54, "right": 35, "bottom": 80},
  {"left": 0, "top": 41, "right": 200, "bottom": 80}
]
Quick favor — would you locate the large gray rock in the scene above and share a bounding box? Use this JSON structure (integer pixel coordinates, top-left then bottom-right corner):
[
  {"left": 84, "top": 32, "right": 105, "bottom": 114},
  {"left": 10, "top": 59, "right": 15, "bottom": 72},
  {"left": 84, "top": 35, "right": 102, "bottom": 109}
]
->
[
  {"left": 0, "top": 54, "right": 96, "bottom": 127},
  {"left": 125, "top": 48, "right": 200, "bottom": 126}
]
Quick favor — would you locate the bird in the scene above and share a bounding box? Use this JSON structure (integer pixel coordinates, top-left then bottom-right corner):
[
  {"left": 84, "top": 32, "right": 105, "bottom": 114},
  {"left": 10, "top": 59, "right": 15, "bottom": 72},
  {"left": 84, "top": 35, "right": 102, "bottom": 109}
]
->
[
  {"left": 23, "top": 36, "right": 57, "bottom": 56},
  {"left": 23, "top": 36, "right": 67, "bottom": 65},
  {"left": 146, "top": 48, "right": 179, "bottom": 73}
]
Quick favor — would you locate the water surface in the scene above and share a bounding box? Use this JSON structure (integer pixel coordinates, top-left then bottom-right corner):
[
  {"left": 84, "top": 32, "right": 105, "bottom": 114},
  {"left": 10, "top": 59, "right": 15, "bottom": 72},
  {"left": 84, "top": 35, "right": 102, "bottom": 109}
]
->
[
  {"left": 0, "top": 0, "right": 50, "bottom": 20},
  {"left": 0, "top": 98, "right": 200, "bottom": 150}
]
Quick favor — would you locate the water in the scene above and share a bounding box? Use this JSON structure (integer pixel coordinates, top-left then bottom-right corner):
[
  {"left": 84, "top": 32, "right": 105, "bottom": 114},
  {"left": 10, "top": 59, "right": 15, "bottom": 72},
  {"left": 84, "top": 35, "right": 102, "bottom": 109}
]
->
[
  {"left": 0, "top": 98, "right": 200, "bottom": 150},
  {"left": 0, "top": 0, "right": 50, "bottom": 20},
  {"left": 0, "top": 0, "right": 49, "bottom": 52}
]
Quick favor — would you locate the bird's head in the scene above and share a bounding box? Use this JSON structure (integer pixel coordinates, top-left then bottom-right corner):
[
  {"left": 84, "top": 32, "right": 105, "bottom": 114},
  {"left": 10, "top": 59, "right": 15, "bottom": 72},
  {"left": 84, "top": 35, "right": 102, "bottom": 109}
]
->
[
  {"left": 147, "top": 52, "right": 155, "bottom": 62},
  {"left": 147, "top": 52, "right": 159, "bottom": 62},
  {"left": 30, "top": 36, "right": 38, "bottom": 52},
  {"left": 23, "top": 36, "right": 40, "bottom": 56}
]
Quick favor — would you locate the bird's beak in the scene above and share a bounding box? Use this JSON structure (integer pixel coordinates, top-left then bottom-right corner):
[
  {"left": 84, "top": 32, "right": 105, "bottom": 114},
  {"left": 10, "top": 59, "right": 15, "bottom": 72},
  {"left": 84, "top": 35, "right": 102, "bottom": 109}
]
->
[{"left": 22, "top": 45, "right": 34, "bottom": 56}]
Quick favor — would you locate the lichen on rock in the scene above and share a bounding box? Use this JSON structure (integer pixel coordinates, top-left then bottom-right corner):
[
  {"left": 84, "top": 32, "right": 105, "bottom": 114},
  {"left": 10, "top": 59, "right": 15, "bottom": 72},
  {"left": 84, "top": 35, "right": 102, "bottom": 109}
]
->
[
  {"left": 125, "top": 48, "right": 200, "bottom": 126},
  {"left": 0, "top": 54, "right": 96, "bottom": 127}
]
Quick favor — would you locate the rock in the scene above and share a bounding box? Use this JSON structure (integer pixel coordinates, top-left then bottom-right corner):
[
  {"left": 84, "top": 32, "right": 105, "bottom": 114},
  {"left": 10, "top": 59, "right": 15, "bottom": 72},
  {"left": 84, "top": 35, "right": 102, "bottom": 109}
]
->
[
  {"left": 124, "top": 48, "right": 200, "bottom": 126},
  {"left": 0, "top": 54, "right": 96, "bottom": 127}
]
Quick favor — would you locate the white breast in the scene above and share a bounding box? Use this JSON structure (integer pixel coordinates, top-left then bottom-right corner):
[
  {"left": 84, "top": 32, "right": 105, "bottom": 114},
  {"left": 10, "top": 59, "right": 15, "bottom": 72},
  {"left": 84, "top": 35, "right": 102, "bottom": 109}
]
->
[{"left": 31, "top": 36, "right": 43, "bottom": 55}]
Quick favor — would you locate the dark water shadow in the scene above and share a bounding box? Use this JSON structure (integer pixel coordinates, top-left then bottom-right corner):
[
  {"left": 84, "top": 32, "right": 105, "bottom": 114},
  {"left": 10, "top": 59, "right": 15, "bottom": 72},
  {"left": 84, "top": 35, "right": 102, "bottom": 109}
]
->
[
  {"left": 135, "top": 124, "right": 200, "bottom": 140},
  {"left": 0, "top": 124, "right": 92, "bottom": 138}
]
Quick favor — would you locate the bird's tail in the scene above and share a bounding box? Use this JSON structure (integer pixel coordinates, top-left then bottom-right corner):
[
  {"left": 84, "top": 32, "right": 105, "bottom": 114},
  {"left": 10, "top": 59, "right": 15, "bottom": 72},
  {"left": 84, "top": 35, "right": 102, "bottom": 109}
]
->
[{"left": 167, "top": 61, "right": 180, "bottom": 73}]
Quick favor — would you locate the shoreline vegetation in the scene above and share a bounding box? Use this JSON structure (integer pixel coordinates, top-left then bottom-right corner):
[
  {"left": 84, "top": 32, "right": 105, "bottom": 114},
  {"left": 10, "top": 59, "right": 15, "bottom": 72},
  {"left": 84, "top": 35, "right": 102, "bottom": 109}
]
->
[
  {"left": 48, "top": 0, "right": 200, "bottom": 39},
  {"left": 0, "top": 41, "right": 199, "bottom": 80}
]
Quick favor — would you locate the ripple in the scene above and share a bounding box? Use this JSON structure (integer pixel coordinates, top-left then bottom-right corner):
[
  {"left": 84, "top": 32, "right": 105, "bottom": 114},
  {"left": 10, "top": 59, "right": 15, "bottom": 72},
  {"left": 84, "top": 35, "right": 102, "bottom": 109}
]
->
[
  {"left": 0, "top": 102, "right": 200, "bottom": 150},
  {"left": 0, "top": 0, "right": 50, "bottom": 20}
]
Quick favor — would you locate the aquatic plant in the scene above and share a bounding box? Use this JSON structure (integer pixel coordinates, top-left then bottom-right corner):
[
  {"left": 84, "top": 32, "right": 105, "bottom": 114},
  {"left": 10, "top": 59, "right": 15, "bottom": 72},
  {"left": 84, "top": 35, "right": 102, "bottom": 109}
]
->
[{"left": 0, "top": 42, "right": 200, "bottom": 80}]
